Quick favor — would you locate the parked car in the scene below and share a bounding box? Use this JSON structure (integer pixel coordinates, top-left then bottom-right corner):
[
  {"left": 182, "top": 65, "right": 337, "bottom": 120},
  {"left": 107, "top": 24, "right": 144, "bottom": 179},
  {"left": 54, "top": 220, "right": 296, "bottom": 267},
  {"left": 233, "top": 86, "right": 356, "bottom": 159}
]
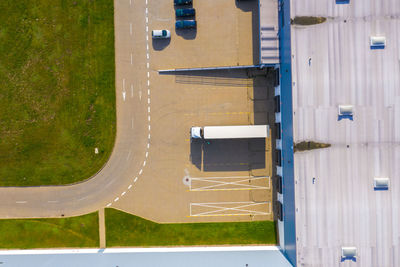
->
[
  {"left": 151, "top": 30, "right": 171, "bottom": 39},
  {"left": 175, "top": 20, "right": 196, "bottom": 29},
  {"left": 175, "top": 8, "right": 195, "bottom": 17},
  {"left": 174, "top": 0, "right": 192, "bottom": 6}
]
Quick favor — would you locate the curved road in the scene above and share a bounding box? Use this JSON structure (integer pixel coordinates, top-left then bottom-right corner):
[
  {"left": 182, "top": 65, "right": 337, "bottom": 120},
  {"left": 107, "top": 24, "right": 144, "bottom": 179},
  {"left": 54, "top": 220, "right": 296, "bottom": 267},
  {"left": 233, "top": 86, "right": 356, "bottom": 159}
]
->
[{"left": 0, "top": 0, "right": 152, "bottom": 218}]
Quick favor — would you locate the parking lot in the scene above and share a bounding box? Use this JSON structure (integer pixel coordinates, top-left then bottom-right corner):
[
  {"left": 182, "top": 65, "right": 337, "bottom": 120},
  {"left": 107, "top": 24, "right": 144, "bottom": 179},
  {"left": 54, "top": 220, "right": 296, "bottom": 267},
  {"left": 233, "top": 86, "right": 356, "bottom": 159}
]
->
[{"left": 112, "top": 0, "right": 276, "bottom": 223}]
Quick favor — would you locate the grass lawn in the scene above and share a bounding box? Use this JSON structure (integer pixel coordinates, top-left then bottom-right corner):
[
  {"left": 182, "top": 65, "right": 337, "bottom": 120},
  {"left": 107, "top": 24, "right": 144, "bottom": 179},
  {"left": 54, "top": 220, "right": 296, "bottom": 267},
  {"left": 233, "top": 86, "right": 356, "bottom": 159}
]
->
[
  {"left": 0, "top": 0, "right": 115, "bottom": 186},
  {"left": 105, "top": 209, "right": 276, "bottom": 247},
  {"left": 0, "top": 212, "right": 99, "bottom": 249}
]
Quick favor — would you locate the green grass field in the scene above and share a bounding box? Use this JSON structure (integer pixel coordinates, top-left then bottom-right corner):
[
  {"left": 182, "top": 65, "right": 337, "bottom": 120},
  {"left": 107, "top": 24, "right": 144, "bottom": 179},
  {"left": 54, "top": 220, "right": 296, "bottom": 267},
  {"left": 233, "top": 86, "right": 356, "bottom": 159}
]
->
[
  {"left": 0, "top": 0, "right": 115, "bottom": 186},
  {"left": 105, "top": 209, "right": 276, "bottom": 247},
  {"left": 0, "top": 212, "right": 99, "bottom": 249}
]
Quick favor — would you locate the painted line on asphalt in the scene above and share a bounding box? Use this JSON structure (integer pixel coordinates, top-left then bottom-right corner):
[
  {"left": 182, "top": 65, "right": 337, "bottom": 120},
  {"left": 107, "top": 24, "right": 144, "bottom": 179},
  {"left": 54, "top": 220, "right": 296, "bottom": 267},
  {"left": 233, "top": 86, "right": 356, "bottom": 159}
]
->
[
  {"left": 131, "top": 118, "right": 134, "bottom": 129},
  {"left": 128, "top": 184, "right": 132, "bottom": 189},
  {"left": 145, "top": 152, "right": 149, "bottom": 158},
  {"left": 106, "top": 203, "right": 112, "bottom": 207},
  {"left": 147, "top": 72, "right": 150, "bottom": 78},
  {"left": 139, "top": 169, "right": 143, "bottom": 175},
  {"left": 134, "top": 177, "right": 138, "bottom": 182},
  {"left": 148, "top": 106, "right": 150, "bottom": 113},
  {"left": 16, "top": 201, "right": 27, "bottom": 204},
  {"left": 146, "top": 62, "right": 149, "bottom": 69},
  {"left": 130, "top": 53, "right": 133, "bottom": 65},
  {"left": 126, "top": 150, "right": 131, "bottom": 161},
  {"left": 121, "top": 191, "right": 126, "bottom": 196},
  {"left": 130, "top": 23, "right": 132, "bottom": 35},
  {"left": 114, "top": 197, "right": 119, "bottom": 202},
  {"left": 131, "top": 84, "right": 134, "bottom": 97}
]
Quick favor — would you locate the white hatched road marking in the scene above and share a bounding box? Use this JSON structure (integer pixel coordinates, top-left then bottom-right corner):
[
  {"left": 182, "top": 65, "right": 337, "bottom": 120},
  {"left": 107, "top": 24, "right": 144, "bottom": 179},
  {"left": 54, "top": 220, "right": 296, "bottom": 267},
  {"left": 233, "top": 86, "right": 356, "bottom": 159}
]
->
[
  {"left": 190, "top": 202, "right": 271, "bottom": 217},
  {"left": 189, "top": 176, "right": 270, "bottom": 191}
]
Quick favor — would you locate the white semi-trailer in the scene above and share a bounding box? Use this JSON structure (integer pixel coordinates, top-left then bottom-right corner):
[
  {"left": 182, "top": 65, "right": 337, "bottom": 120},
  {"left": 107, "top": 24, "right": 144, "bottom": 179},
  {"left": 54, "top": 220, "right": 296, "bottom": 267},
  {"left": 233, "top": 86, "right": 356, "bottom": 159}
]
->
[{"left": 190, "top": 125, "right": 269, "bottom": 140}]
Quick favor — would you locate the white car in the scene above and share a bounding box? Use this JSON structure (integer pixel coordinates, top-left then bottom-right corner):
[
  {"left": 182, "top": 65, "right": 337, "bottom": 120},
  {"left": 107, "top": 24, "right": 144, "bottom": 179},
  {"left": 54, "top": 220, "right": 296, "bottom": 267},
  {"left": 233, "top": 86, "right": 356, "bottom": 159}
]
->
[{"left": 151, "top": 30, "right": 171, "bottom": 39}]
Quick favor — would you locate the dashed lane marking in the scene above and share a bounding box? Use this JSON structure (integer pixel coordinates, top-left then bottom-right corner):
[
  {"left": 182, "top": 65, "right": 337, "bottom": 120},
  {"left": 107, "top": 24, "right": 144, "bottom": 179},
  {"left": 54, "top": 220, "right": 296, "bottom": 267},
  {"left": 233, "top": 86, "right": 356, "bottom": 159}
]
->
[{"left": 128, "top": 184, "right": 133, "bottom": 189}]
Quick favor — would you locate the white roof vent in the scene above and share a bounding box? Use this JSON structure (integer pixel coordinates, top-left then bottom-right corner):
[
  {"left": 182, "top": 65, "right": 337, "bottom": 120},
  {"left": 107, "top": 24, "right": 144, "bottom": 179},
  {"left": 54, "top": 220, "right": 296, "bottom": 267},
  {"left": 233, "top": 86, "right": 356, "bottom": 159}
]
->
[
  {"left": 374, "top": 177, "right": 389, "bottom": 190},
  {"left": 370, "top": 36, "right": 386, "bottom": 49},
  {"left": 338, "top": 105, "right": 354, "bottom": 121},
  {"left": 341, "top": 247, "right": 357, "bottom": 261}
]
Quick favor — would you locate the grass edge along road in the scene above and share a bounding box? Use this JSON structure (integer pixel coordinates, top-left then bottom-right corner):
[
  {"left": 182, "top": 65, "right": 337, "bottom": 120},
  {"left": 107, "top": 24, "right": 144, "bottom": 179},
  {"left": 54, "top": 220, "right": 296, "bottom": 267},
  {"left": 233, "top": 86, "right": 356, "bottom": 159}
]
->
[
  {"left": 0, "top": 0, "right": 116, "bottom": 186},
  {"left": 0, "top": 212, "right": 99, "bottom": 249},
  {"left": 105, "top": 208, "right": 277, "bottom": 247}
]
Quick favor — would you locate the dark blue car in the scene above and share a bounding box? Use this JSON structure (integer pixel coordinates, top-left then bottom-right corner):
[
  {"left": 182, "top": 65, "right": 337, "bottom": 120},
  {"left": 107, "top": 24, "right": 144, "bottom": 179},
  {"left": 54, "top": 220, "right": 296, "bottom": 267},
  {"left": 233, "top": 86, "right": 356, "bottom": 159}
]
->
[
  {"left": 175, "top": 8, "right": 195, "bottom": 17},
  {"left": 174, "top": 0, "right": 192, "bottom": 6},
  {"left": 175, "top": 20, "right": 196, "bottom": 29}
]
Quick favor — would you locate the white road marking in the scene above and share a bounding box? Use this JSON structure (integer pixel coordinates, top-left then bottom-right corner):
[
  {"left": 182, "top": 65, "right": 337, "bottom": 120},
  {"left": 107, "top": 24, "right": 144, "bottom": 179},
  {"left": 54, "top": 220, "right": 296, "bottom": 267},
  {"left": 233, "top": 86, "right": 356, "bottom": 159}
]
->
[
  {"left": 143, "top": 161, "right": 146, "bottom": 167},
  {"left": 121, "top": 191, "right": 126, "bottom": 196},
  {"left": 146, "top": 53, "right": 149, "bottom": 60},
  {"left": 148, "top": 133, "right": 151, "bottom": 139},
  {"left": 147, "top": 80, "right": 150, "bottom": 86},
  {"left": 139, "top": 169, "right": 143, "bottom": 175},
  {"left": 146, "top": 62, "right": 149, "bottom": 69},
  {"left": 139, "top": 90, "right": 142, "bottom": 100},
  {"left": 148, "top": 107, "right": 150, "bottom": 113},
  {"left": 146, "top": 26, "right": 148, "bottom": 32},
  {"left": 122, "top": 91, "right": 126, "bottom": 101},
  {"left": 145, "top": 8, "right": 148, "bottom": 14},
  {"left": 146, "top": 35, "right": 149, "bottom": 41},
  {"left": 126, "top": 150, "right": 131, "bottom": 161},
  {"left": 122, "top": 78, "right": 125, "bottom": 90},
  {"left": 134, "top": 177, "right": 138, "bottom": 182},
  {"left": 114, "top": 197, "right": 119, "bottom": 202},
  {"left": 148, "top": 89, "right": 150, "bottom": 95},
  {"left": 130, "top": 23, "right": 132, "bottom": 35},
  {"left": 148, "top": 115, "right": 151, "bottom": 121},
  {"left": 146, "top": 17, "right": 148, "bottom": 23},
  {"left": 16, "top": 201, "right": 27, "bottom": 204},
  {"left": 147, "top": 72, "right": 150, "bottom": 78},
  {"left": 131, "top": 118, "right": 134, "bottom": 129},
  {"left": 128, "top": 184, "right": 133, "bottom": 189},
  {"left": 147, "top": 143, "right": 150, "bottom": 149},
  {"left": 131, "top": 84, "right": 134, "bottom": 97},
  {"left": 148, "top": 125, "right": 151, "bottom": 131},
  {"left": 145, "top": 152, "right": 149, "bottom": 158},
  {"left": 146, "top": 0, "right": 148, "bottom": 5},
  {"left": 106, "top": 203, "right": 112, "bottom": 207},
  {"left": 146, "top": 44, "right": 149, "bottom": 50},
  {"left": 130, "top": 53, "right": 133, "bottom": 65},
  {"left": 147, "top": 98, "right": 150, "bottom": 104},
  {"left": 130, "top": 0, "right": 132, "bottom": 6}
]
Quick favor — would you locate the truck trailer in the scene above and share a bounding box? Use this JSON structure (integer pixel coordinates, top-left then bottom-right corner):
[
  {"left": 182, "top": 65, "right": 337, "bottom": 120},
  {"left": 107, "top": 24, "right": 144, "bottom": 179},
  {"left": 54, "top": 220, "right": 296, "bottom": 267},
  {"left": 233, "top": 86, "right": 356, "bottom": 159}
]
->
[{"left": 190, "top": 125, "right": 269, "bottom": 140}]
